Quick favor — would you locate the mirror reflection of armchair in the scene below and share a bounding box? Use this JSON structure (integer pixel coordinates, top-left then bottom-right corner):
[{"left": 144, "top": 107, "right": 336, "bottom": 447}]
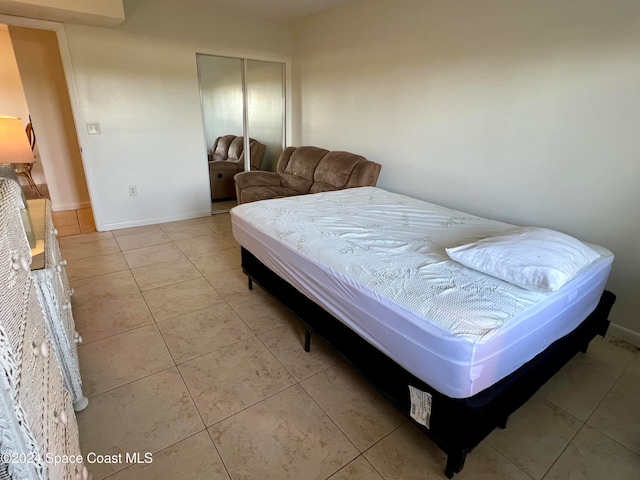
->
[{"left": 208, "top": 135, "right": 266, "bottom": 200}]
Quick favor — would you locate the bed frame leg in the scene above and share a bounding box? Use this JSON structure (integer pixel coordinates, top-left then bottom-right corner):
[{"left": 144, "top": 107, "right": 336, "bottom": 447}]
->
[
  {"left": 444, "top": 450, "right": 467, "bottom": 478},
  {"left": 304, "top": 329, "right": 312, "bottom": 352},
  {"left": 248, "top": 278, "right": 253, "bottom": 290},
  {"left": 499, "top": 417, "right": 508, "bottom": 429}
]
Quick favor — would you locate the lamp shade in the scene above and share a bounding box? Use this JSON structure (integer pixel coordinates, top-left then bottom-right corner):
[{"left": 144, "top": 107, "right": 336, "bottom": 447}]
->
[{"left": 0, "top": 116, "right": 35, "bottom": 164}]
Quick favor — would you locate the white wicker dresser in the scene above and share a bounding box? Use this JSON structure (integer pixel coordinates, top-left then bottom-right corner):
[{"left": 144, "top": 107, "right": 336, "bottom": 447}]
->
[{"left": 0, "top": 179, "right": 88, "bottom": 480}]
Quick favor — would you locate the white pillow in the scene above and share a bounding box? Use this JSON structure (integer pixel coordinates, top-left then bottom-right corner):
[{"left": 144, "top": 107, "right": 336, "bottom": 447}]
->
[{"left": 445, "top": 227, "right": 601, "bottom": 293}]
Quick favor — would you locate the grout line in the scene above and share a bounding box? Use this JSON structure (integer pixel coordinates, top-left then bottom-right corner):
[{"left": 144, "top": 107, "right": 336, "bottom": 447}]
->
[{"left": 481, "top": 441, "right": 536, "bottom": 480}]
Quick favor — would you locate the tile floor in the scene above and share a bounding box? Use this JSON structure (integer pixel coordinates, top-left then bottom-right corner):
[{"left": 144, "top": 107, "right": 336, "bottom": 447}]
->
[
  {"left": 52, "top": 206, "right": 96, "bottom": 236},
  {"left": 63, "top": 213, "right": 640, "bottom": 480}
]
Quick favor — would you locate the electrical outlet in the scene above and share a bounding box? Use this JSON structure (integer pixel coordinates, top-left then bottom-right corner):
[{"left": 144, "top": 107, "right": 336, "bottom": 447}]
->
[
  {"left": 128, "top": 185, "right": 137, "bottom": 196},
  {"left": 86, "top": 122, "right": 101, "bottom": 135}
]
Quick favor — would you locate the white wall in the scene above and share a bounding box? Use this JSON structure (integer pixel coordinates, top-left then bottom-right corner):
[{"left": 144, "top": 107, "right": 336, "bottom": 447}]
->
[
  {"left": 62, "top": 0, "right": 291, "bottom": 229},
  {"left": 292, "top": 0, "right": 640, "bottom": 337}
]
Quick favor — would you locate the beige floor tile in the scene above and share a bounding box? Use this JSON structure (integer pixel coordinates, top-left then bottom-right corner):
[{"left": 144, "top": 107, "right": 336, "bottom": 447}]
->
[
  {"left": 538, "top": 336, "right": 636, "bottom": 420},
  {"left": 486, "top": 394, "right": 583, "bottom": 479},
  {"left": 189, "top": 248, "right": 241, "bottom": 277},
  {"left": 157, "top": 303, "right": 254, "bottom": 364},
  {"left": 327, "top": 456, "right": 384, "bottom": 480},
  {"left": 56, "top": 224, "right": 81, "bottom": 237},
  {"left": 66, "top": 251, "right": 129, "bottom": 281},
  {"left": 77, "top": 208, "right": 96, "bottom": 232},
  {"left": 206, "top": 268, "right": 259, "bottom": 301},
  {"left": 123, "top": 243, "right": 185, "bottom": 269},
  {"left": 456, "top": 443, "right": 532, "bottom": 480},
  {"left": 207, "top": 213, "right": 233, "bottom": 232},
  {"left": 587, "top": 355, "right": 640, "bottom": 454},
  {"left": 302, "top": 363, "right": 405, "bottom": 451},
  {"left": 77, "top": 368, "right": 204, "bottom": 479},
  {"left": 211, "top": 199, "right": 237, "bottom": 213},
  {"left": 260, "top": 320, "right": 339, "bottom": 381},
  {"left": 142, "top": 277, "right": 224, "bottom": 321},
  {"left": 544, "top": 425, "right": 640, "bottom": 480},
  {"left": 174, "top": 232, "right": 235, "bottom": 258},
  {"left": 179, "top": 337, "right": 295, "bottom": 426},
  {"left": 78, "top": 325, "right": 174, "bottom": 397},
  {"left": 111, "top": 224, "right": 164, "bottom": 238},
  {"left": 159, "top": 217, "right": 211, "bottom": 231},
  {"left": 221, "top": 230, "right": 240, "bottom": 248},
  {"left": 364, "top": 423, "right": 531, "bottom": 479},
  {"left": 209, "top": 385, "right": 358, "bottom": 480},
  {"left": 72, "top": 270, "right": 154, "bottom": 343},
  {"left": 228, "top": 291, "right": 293, "bottom": 334},
  {"left": 52, "top": 209, "right": 78, "bottom": 226},
  {"left": 115, "top": 229, "right": 173, "bottom": 251},
  {"left": 131, "top": 258, "right": 202, "bottom": 291},
  {"left": 59, "top": 231, "right": 118, "bottom": 260},
  {"left": 107, "top": 431, "right": 230, "bottom": 480},
  {"left": 606, "top": 336, "right": 640, "bottom": 355},
  {"left": 363, "top": 423, "right": 448, "bottom": 479},
  {"left": 162, "top": 223, "right": 216, "bottom": 242}
]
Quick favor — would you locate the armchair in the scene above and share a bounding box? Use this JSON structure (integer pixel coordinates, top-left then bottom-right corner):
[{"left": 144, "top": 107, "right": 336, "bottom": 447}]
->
[
  {"left": 234, "top": 146, "right": 381, "bottom": 204},
  {"left": 208, "top": 135, "right": 266, "bottom": 200}
]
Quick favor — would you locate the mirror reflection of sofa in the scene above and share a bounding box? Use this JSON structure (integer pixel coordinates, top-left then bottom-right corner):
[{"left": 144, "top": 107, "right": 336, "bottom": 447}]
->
[
  {"left": 208, "top": 135, "right": 266, "bottom": 200},
  {"left": 234, "top": 146, "right": 382, "bottom": 204}
]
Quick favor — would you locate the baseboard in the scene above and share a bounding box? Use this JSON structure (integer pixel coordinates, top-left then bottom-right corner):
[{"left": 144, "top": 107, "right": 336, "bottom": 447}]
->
[
  {"left": 51, "top": 201, "right": 92, "bottom": 212},
  {"left": 100, "top": 209, "right": 213, "bottom": 232},
  {"left": 607, "top": 323, "right": 640, "bottom": 348}
]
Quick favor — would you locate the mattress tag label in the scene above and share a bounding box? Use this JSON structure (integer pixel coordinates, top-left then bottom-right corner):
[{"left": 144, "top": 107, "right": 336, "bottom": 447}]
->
[{"left": 408, "top": 386, "right": 432, "bottom": 429}]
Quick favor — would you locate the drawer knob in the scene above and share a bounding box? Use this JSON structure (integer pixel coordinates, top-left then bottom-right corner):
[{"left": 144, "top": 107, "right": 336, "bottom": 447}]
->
[
  {"left": 74, "top": 331, "right": 83, "bottom": 344},
  {"left": 40, "top": 341, "right": 49, "bottom": 358},
  {"left": 75, "top": 466, "right": 89, "bottom": 480},
  {"left": 32, "top": 342, "right": 48, "bottom": 357},
  {"left": 53, "top": 228, "right": 59, "bottom": 236},
  {"left": 63, "top": 301, "right": 72, "bottom": 311},
  {"left": 53, "top": 409, "right": 68, "bottom": 425},
  {"left": 59, "top": 259, "right": 68, "bottom": 267},
  {"left": 11, "top": 255, "right": 30, "bottom": 272},
  {"left": 68, "top": 288, "right": 75, "bottom": 296}
]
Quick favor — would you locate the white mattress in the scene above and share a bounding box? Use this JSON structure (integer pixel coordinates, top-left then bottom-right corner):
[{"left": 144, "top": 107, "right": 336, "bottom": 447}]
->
[{"left": 231, "top": 187, "right": 614, "bottom": 398}]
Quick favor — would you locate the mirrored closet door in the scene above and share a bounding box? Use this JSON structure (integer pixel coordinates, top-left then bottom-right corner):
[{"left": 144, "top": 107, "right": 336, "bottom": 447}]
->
[{"left": 197, "top": 54, "right": 285, "bottom": 213}]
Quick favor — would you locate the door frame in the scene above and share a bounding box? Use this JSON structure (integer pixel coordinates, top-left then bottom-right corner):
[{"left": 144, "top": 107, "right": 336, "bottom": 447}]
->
[{"left": 0, "top": 13, "right": 98, "bottom": 226}]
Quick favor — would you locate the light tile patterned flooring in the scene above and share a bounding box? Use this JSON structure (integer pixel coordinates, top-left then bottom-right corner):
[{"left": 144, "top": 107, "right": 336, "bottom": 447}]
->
[{"left": 63, "top": 213, "right": 640, "bottom": 480}]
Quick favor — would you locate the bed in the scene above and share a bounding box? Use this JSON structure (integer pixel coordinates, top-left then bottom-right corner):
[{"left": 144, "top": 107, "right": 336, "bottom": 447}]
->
[{"left": 230, "top": 186, "right": 616, "bottom": 478}]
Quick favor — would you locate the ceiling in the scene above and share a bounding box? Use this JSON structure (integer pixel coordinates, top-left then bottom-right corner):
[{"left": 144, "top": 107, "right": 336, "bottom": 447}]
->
[{"left": 186, "top": 0, "right": 358, "bottom": 21}]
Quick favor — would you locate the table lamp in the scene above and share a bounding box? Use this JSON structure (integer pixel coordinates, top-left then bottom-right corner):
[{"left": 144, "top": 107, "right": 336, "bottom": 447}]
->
[{"left": 0, "top": 116, "right": 37, "bottom": 247}]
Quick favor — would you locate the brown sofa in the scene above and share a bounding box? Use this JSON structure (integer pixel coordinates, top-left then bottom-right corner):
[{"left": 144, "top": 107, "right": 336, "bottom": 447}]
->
[
  {"left": 234, "top": 146, "right": 381, "bottom": 204},
  {"left": 209, "top": 135, "right": 266, "bottom": 200}
]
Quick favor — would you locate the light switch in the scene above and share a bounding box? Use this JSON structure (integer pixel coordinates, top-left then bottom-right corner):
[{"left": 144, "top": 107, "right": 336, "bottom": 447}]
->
[{"left": 86, "top": 122, "right": 101, "bottom": 135}]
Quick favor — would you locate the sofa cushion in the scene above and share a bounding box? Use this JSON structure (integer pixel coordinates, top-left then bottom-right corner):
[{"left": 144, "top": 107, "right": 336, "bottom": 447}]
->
[
  {"left": 228, "top": 137, "right": 245, "bottom": 160},
  {"left": 279, "top": 147, "right": 328, "bottom": 193},
  {"left": 214, "top": 135, "right": 236, "bottom": 157},
  {"left": 312, "top": 152, "right": 362, "bottom": 192},
  {"left": 240, "top": 185, "right": 301, "bottom": 204}
]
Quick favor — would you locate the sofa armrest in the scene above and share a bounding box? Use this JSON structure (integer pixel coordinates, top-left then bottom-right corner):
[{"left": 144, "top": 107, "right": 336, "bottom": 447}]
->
[{"left": 345, "top": 160, "right": 382, "bottom": 188}]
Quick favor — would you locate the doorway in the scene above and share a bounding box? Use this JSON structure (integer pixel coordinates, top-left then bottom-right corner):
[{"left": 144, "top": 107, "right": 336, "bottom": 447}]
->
[
  {"left": 196, "top": 54, "right": 285, "bottom": 214},
  {"left": 0, "top": 22, "right": 94, "bottom": 235}
]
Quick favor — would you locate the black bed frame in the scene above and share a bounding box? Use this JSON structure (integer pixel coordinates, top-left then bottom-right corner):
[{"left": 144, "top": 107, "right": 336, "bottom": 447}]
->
[{"left": 240, "top": 247, "right": 616, "bottom": 478}]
